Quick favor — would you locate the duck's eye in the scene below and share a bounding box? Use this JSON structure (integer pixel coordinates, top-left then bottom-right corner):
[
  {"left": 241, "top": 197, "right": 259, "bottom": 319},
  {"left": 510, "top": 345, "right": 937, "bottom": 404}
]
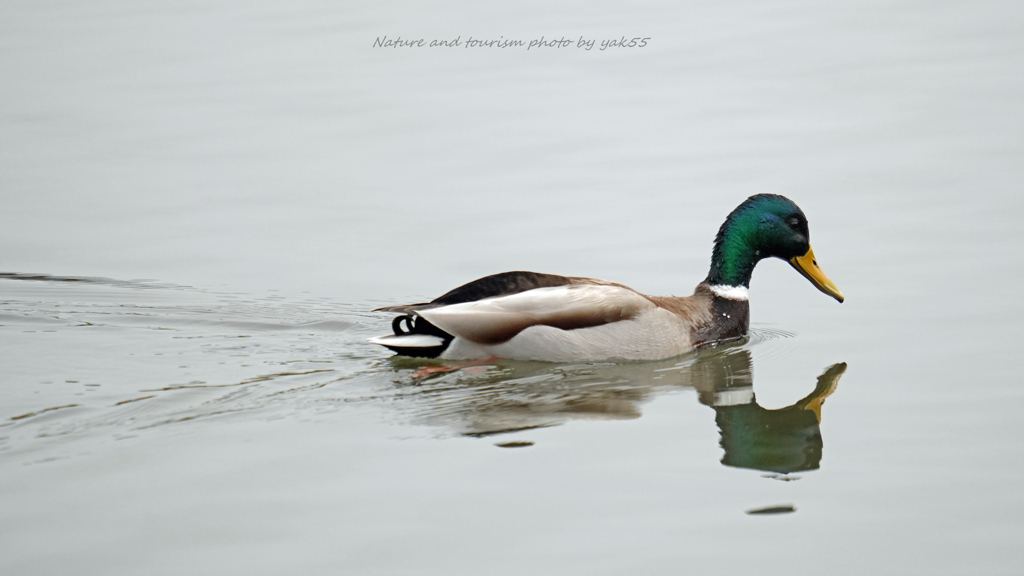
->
[{"left": 785, "top": 216, "right": 801, "bottom": 230}]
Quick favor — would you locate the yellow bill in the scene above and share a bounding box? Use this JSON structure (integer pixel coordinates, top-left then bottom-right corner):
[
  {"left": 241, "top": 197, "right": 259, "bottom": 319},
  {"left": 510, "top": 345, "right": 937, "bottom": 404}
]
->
[
  {"left": 798, "top": 362, "right": 847, "bottom": 422},
  {"left": 789, "top": 245, "right": 845, "bottom": 303}
]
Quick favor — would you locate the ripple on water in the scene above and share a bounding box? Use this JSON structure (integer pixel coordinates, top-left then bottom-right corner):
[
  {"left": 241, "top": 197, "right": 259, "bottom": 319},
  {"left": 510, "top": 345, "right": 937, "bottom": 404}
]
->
[{"left": 0, "top": 275, "right": 380, "bottom": 457}]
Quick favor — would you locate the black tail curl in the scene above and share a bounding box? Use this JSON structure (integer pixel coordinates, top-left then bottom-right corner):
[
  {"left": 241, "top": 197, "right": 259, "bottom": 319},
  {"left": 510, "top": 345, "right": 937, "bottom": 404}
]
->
[
  {"left": 392, "top": 315, "right": 414, "bottom": 336},
  {"left": 391, "top": 314, "right": 452, "bottom": 340},
  {"left": 386, "top": 314, "right": 454, "bottom": 358}
]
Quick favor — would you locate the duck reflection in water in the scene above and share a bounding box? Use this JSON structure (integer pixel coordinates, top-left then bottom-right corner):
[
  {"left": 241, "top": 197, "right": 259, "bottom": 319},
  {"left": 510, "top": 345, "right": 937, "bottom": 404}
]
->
[
  {"left": 695, "top": 353, "right": 845, "bottom": 474},
  {"left": 389, "top": 344, "right": 846, "bottom": 474}
]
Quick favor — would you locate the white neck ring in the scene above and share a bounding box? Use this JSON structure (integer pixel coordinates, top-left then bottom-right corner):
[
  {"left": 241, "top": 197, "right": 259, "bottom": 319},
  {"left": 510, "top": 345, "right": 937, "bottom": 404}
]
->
[{"left": 708, "top": 284, "right": 749, "bottom": 301}]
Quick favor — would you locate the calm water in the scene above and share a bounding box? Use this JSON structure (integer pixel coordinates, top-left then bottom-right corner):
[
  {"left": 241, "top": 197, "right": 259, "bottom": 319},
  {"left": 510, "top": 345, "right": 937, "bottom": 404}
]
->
[{"left": 2, "top": 1, "right": 1023, "bottom": 574}]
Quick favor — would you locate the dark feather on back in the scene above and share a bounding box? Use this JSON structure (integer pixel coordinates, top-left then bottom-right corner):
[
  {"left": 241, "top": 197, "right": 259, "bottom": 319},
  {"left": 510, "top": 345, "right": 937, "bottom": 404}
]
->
[{"left": 374, "top": 271, "right": 575, "bottom": 313}]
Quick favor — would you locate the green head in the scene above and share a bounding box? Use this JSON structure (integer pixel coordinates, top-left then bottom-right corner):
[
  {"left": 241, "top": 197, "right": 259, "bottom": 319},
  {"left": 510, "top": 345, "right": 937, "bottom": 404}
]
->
[{"left": 704, "top": 194, "right": 844, "bottom": 302}]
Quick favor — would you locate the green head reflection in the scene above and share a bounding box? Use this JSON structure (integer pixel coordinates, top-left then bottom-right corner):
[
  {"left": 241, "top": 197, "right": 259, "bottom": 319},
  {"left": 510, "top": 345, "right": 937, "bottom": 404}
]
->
[{"left": 693, "top": 352, "right": 846, "bottom": 473}]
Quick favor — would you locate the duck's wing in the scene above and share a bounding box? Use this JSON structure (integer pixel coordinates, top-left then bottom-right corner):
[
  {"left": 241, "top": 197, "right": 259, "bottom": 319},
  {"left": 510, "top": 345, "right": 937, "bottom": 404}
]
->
[
  {"left": 419, "top": 283, "right": 655, "bottom": 345},
  {"left": 374, "top": 271, "right": 582, "bottom": 314}
]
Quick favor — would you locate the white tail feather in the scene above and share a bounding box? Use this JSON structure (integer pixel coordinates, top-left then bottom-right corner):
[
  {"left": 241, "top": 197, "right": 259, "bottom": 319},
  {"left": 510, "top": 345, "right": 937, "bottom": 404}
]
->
[{"left": 367, "top": 334, "right": 444, "bottom": 347}]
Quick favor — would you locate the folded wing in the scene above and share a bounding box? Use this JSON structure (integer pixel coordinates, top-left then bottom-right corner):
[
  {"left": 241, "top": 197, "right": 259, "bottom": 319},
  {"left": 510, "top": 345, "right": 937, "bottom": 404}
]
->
[{"left": 419, "top": 284, "right": 654, "bottom": 345}]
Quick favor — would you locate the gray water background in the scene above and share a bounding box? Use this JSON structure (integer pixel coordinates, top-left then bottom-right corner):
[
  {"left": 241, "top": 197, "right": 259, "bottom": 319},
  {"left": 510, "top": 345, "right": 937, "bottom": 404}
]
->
[{"left": 2, "top": 1, "right": 1023, "bottom": 574}]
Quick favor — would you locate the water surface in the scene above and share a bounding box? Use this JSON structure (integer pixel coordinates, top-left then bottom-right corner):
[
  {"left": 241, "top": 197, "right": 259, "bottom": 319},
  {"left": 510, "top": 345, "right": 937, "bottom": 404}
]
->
[{"left": 2, "top": 1, "right": 1023, "bottom": 574}]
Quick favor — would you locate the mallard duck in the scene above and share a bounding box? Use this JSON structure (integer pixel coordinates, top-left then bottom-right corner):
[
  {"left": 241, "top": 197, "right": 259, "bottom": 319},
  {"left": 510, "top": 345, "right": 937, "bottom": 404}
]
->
[{"left": 369, "top": 194, "right": 843, "bottom": 362}]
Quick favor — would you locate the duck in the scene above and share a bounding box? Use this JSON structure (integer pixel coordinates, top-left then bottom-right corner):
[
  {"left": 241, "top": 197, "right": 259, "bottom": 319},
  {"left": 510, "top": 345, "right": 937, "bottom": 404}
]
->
[{"left": 368, "top": 194, "right": 843, "bottom": 362}]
